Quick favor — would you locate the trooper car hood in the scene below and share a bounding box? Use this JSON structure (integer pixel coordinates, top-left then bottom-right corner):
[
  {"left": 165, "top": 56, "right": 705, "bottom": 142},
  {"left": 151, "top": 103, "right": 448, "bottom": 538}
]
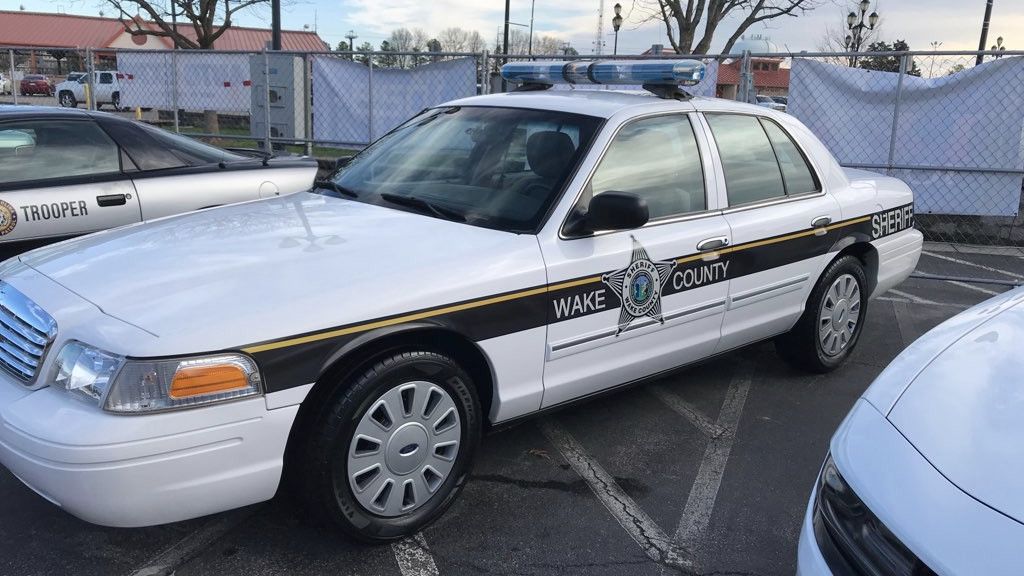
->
[
  {"left": 18, "top": 193, "right": 545, "bottom": 356},
  {"left": 885, "top": 289, "right": 1024, "bottom": 525}
]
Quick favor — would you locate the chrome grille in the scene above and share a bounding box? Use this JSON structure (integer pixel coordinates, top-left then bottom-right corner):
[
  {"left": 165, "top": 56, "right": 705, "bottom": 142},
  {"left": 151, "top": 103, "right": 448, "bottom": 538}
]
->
[{"left": 0, "top": 282, "right": 56, "bottom": 384}]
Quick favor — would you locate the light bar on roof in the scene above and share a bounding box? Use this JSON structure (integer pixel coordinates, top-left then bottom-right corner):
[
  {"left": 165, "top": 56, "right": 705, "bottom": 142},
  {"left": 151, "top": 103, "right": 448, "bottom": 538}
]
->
[{"left": 501, "top": 59, "right": 706, "bottom": 87}]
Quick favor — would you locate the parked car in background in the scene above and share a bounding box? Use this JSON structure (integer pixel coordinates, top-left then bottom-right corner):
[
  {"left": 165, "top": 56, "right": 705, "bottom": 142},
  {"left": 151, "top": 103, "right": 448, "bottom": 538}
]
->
[
  {"left": 756, "top": 94, "right": 787, "bottom": 112},
  {"left": 0, "top": 73, "right": 11, "bottom": 95},
  {"left": 19, "top": 75, "right": 54, "bottom": 96},
  {"left": 56, "top": 71, "right": 122, "bottom": 109},
  {"left": 0, "top": 106, "right": 317, "bottom": 257},
  {"left": 772, "top": 95, "right": 788, "bottom": 107},
  {"left": 798, "top": 287, "right": 1024, "bottom": 576}
]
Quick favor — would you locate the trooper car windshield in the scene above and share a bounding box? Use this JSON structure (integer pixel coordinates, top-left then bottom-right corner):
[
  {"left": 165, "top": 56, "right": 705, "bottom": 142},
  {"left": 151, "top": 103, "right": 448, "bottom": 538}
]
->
[{"left": 328, "top": 106, "right": 602, "bottom": 233}]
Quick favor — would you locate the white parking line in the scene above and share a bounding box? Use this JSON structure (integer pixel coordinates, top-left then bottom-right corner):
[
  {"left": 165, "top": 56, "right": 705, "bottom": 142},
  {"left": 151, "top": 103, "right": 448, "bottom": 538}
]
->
[
  {"left": 128, "top": 507, "right": 257, "bottom": 576},
  {"left": 887, "top": 289, "right": 939, "bottom": 305},
  {"left": 922, "top": 251, "right": 1024, "bottom": 280},
  {"left": 649, "top": 385, "right": 726, "bottom": 439},
  {"left": 946, "top": 280, "right": 1001, "bottom": 297},
  {"left": 877, "top": 296, "right": 970, "bottom": 309},
  {"left": 538, "top": 418, "right": 693, "bottom": 570},
  {"left": 392, "top": 533, "right": 440, "bottom": 576},
  {"left": 673, "top": 367, "right": 752, "bottom": 557}
]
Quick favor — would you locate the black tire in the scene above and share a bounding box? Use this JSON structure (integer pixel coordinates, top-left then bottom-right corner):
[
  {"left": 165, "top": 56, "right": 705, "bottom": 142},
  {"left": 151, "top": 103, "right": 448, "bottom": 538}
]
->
[
  {"left": 296, "top": 350, "right": 482, "bottom": 543},
  {"left": 59, "top": 91, "right": 77, "bottom": 108},
  {"left": 775, "top": 255, "right": 868, "bottom": 373},
  {"left": 111, "top": 92, "right": 121, "bottom": 110}
]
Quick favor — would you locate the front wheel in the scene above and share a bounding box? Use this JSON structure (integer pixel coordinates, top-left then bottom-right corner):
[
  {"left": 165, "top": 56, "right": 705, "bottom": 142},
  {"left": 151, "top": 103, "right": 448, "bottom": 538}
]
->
[
  {"left": 775, "top": 255, "right": 868, "bottom": 373},
  {"left": 296, "top": 350, "right": 481, "bottom": 542}
]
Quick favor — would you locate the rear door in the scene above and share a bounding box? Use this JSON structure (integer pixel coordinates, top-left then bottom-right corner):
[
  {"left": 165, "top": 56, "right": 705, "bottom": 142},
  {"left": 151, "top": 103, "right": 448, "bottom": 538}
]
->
[
  {"left": 700, "top": 113, "right": 841, "bottom": 352},
  {"left": 0, "top": 117, "right": 141, "bottom": 257}
]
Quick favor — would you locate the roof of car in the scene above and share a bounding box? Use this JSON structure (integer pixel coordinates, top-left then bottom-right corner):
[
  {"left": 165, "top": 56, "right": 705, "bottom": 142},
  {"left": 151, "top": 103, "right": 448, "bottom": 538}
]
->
[
  {"left": 0, "top": 105, "right": 116, "bottom": 121},
  {"left": 444, "top": 90, "right": 772, "bottom": 119}
]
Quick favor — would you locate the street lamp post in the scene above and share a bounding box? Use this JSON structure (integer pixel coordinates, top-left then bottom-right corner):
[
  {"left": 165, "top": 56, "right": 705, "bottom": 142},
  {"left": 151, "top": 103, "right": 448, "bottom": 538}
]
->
[
  {"left": 345, "top": 30, "right": 358, "bottom": 61},
  {"left": 612, "top": 3, "right": 623, "bottom": 57},
  {"left": 844, "top": 0, "right": 879, "bottom": 67},
  {"left": 991, "top": 36, "right": 1006, "bottom": 60}
]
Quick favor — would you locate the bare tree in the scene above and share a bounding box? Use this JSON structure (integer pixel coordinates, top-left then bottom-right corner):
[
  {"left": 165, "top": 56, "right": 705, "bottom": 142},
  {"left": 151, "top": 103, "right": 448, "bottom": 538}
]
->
[
  {"left": 102, "top": 0, "right": 272, "bottom": 49},
  {"left": 437, "top": 28, "right": 485, "bottom": 53},
  {"left": 636, "top": 0, "right": 820, "bottom": 55}
]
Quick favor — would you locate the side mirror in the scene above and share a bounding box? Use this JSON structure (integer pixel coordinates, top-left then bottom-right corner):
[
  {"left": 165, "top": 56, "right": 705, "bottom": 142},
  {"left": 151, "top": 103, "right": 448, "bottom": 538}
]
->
[{"left": 565, "top": 191, "right": 649, "bottom": 236}]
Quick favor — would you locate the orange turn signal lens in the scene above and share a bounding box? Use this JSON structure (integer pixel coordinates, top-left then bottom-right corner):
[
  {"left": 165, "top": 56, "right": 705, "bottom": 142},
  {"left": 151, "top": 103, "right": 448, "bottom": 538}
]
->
[{"left": 170, "top": 364, "right": 249, "bottom": 399}]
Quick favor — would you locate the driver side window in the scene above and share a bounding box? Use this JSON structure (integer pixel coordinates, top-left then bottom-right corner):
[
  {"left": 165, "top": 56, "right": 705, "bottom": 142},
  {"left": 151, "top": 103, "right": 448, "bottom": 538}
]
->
[{"left": 587, "top": 114, "right": 706, "bottom": 220}]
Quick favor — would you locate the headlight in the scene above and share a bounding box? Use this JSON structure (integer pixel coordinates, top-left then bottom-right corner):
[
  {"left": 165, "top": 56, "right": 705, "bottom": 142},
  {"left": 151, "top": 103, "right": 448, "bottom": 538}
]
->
[
  {"left": 813, "top": 454, "right": 935, "bottom": 576},
  {"left": 51, "top": 341, "right": 262, "bottom": 413}
]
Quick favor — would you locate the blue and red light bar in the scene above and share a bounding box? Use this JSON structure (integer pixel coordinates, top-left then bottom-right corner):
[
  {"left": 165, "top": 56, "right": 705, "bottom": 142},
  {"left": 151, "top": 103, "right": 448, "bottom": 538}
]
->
[{"left": 500, "top": 59, "right": 706, "bottom": 87}]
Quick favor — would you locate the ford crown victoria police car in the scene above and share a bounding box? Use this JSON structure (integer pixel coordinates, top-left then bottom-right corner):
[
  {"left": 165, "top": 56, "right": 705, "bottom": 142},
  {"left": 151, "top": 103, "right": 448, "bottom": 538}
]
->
[
  {"left": 0, "top": 106, "right": 317, "bottom": 258},
  {"left": 0, "top": 61, "right": 922, "bottom": 542}
]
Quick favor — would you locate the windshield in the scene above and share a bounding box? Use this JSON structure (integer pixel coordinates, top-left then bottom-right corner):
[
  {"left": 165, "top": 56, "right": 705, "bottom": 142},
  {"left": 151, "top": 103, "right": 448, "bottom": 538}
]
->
[{"left": 326, "top": 106, "right": 602, "bottom": 233}]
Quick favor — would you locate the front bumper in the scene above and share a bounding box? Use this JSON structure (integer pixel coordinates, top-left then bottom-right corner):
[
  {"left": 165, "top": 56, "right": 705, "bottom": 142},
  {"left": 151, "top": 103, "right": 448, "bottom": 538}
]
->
[
  {"left": 0, "top": 375, "right": 298, "bottom": 527},
  {"left": 797, "top": 400, "right": 1024, "bottom": 576}
]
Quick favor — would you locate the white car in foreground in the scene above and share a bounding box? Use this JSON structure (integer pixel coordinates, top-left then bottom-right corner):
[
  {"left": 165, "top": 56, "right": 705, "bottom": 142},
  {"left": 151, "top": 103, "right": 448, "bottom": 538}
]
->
[
  {"left": 798, "top": 287, "right": 1024, "bottom": 575},
  {"left": 0, "top": 60, "right": 922, "bottom": 542}
]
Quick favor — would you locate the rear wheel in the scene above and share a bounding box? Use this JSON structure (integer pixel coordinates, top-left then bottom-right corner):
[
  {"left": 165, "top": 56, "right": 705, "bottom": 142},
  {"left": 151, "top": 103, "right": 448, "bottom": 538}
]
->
[
  {"left": 296, "top": 350, "right": 481, "bottom": 542},
  {"left": 111, "top": 92, "right": 121, "bottom": 110},
  {"left": 775, "top": 255, "right": 868, "bottom": 373}
]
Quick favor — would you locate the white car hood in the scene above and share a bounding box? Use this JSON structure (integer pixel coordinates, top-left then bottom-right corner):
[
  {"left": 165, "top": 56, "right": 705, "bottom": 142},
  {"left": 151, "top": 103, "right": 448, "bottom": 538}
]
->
[
  {"left": 887, "top": 292, "right": 1024, "bottom": 525},
  {"left": 18, "top": 193, "right": 544, "bottom": 356}
]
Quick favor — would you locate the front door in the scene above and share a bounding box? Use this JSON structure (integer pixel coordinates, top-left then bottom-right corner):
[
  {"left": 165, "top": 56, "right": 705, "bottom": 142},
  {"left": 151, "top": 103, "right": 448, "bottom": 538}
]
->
[{"left": 539, "top": 112, "right": 732, "bottom": 408}]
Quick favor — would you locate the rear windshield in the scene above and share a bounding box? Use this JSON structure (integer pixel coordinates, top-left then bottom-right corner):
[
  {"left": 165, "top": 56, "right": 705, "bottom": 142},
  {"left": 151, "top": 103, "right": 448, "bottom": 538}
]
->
[{"left": 327, "top": 106, "right": 603, "bottom": 233}]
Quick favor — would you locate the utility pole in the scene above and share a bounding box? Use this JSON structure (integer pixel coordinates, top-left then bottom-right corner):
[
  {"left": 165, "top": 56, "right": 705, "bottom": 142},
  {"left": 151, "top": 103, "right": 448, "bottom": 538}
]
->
[
  {"left": 528, "top": 0, "right": 535, "bottom": 56},
  {"left": 346, "top": 30, "right": 358, "bottom": 61},
  {"left": 502, "top": 0, "right": 510, "bottom": 91},
  {"left": 271, "top": 0, "right": 282, "bottom": 50},
  {"left": 169, "top": 0, "right": 177, "bottom": 49},
  {"left": 976, "top": 0, "right": 994, "bottom": 65}
]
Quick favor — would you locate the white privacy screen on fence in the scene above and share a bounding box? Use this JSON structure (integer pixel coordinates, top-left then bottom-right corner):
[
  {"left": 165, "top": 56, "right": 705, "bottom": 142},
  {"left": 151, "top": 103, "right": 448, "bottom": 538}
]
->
[
  {"left": 311, "top": 57, "right": 477, "bottom": 145},
  {"left": 118, "top": 52, "right": 252, "bottom": 113},
  {"left": 549, "top": 59, "right": 720, "bottom": 97},
  {"left": 789, "top": 57, "right": 1024, "bottom": 216}
]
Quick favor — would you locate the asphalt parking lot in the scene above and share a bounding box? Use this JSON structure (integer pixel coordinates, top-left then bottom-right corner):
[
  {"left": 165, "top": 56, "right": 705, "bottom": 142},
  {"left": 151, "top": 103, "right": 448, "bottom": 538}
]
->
[{"left": 2, "top": 245, "right": 1022, "bottom": 576}]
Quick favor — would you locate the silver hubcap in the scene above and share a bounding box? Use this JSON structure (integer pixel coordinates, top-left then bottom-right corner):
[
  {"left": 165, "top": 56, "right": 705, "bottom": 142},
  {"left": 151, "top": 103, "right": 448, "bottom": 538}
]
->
[
  {"left": 819, "top": 273, "right": 861, "bottom": 357},
  {"left": 347, "top": 381, "right": 461, "bottom": 517}
]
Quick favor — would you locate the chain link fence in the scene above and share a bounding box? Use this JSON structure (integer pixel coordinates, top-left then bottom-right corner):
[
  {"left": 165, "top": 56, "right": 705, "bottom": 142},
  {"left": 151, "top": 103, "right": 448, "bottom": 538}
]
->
[{"left": 2, "top": 45, "right": 1022, "bottom": 284}]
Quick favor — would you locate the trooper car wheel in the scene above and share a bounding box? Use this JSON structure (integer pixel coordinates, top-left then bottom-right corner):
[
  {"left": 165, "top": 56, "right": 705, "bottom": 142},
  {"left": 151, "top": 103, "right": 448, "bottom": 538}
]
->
[
  {"left": 775, "top": 255, "right": 868, "bottom": 373},
  {"left": 297, "top": 350, "right": 481, "bottom": 543}
]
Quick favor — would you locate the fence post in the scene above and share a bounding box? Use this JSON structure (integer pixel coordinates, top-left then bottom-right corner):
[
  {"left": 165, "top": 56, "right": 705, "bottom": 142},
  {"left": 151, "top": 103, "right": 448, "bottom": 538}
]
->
[
  {"left": 304, "top": 53, "right": 313, "bottom": 156},
  {"left": 886, "top": 53, "right": 909, "bottom": 174},
  {"left": 480, "top": 50, "right": 489, "bottom": 95},
  {"left": 367, "top": 53, "right": 374, "bottom": 144},
  {"left": 8, "top": 49, "right": 17, "bottom": 106},
  {"left": 739, "top": 50, "right": 754, "bottom": 103},
  {"left": 262, "top": 49, "right": 272, "bottom": 153},
  {"left": 170, "top": 50, "right": 180, "bottom": 133},
  {"left": 84, "top": 48, "right": 95, "bottom": 110}
]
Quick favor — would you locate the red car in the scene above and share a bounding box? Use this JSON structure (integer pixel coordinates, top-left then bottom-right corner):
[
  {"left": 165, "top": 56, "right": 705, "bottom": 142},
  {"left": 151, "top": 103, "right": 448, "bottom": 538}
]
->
[{"left": 19, "top": 75, "right": 53, "bottom": 96}]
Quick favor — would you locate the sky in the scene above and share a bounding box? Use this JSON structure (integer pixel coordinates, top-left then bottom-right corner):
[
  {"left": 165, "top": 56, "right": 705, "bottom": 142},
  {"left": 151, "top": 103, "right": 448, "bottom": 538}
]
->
[{"left": 9, "top": 0, "right": 1023, "bottom": 55}]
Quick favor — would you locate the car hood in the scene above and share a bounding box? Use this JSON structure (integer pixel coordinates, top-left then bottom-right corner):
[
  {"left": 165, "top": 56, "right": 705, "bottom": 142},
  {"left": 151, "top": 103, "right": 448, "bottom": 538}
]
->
[
  {"left": 18, "top": 193, "right": 544, "bottom": 356},
  {"left": 887, "top": 291, "right": 1024, "bottom": 525}
]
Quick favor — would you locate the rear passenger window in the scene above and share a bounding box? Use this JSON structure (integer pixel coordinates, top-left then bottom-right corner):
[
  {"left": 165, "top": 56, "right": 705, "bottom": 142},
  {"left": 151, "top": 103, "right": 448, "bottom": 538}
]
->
[
  {"left": 588, "top": 114, "right": 705, "bottom": 219},
  {"left": 705, "top": 114, "right": 785, "bottom": 205},
  {"left": 760, "top": 120, "right": 818, "bottom": 195}
]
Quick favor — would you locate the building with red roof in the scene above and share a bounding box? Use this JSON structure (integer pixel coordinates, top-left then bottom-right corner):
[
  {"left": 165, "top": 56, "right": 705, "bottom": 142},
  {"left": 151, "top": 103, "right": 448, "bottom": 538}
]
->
[{"left": 0, "top": 10, "right": 327, "bottom": 75}]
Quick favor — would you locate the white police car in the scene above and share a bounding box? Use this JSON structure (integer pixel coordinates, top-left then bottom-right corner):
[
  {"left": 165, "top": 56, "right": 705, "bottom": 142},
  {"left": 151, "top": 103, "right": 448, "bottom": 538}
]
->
[{"left": 0, "top": 61, "right": 921, "bottom": 542}]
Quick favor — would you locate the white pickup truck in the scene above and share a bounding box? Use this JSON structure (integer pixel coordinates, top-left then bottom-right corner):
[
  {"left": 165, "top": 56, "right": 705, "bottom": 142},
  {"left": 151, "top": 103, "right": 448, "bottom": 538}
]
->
[{"left": 56, "top": 71, "right": 123, "bottom": 110}]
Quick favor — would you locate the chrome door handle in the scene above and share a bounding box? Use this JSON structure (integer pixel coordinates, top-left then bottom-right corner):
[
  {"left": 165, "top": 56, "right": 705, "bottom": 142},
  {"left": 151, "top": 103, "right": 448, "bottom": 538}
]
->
[
  {"left": 696, "top": 236, "right": 729, "bottom": 252},
  {"left": 811, "top": 216, "right": 832, "bottom": 229}
]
